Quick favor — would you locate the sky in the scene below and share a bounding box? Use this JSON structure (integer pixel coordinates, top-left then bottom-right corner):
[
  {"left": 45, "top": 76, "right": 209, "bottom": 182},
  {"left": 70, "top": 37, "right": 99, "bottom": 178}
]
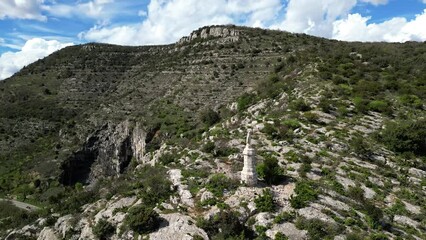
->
[{"left": 1, "top": 0, "right": 426, "bottom": 80}]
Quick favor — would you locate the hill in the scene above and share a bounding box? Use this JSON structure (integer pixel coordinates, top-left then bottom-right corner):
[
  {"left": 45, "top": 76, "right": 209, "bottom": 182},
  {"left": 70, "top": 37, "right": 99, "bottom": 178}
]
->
[{"left": 0, "top": 25, "right": 425, "bottom": 239}]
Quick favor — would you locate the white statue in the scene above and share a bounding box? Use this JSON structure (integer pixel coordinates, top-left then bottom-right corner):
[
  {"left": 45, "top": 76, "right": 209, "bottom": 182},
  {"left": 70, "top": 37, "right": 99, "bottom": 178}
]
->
[
  {"left": 246, "top": 129, "right": 252, "bottom": 146},
  {"left": 241, "top": 129, "right": 257, "bottom": 186}
]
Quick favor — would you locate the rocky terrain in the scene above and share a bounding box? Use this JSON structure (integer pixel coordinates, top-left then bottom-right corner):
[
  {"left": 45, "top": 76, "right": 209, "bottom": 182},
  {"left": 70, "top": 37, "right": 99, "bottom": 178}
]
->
[{"left": 0, "top": 25, "right": 425, "bottom": 239}]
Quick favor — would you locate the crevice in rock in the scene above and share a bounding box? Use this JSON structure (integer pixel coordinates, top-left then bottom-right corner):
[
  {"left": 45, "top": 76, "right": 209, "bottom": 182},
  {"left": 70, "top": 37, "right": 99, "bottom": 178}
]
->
[
  {"left": 118, "top": 136, "right": 133, "bottom": 173},
  {"left": 59, "top": 136, "right": 99, "bottom": 186}
]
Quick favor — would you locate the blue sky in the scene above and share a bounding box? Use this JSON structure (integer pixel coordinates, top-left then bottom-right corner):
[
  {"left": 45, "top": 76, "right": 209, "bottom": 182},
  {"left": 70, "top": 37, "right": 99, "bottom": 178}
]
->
[{"left": 1, "top": 0, "right": 426, "bottom": 80}]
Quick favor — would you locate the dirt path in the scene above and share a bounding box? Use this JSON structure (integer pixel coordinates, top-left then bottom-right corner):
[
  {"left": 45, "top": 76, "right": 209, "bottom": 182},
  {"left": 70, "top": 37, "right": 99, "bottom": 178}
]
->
[{"left": 0, "top": 198, "right": 40, "bottom": 212}]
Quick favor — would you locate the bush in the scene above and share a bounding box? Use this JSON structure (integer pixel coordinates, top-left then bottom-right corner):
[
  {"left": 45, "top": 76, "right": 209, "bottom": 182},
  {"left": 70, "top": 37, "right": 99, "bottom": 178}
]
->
[
  {"left": 353, "top": 97, "right": 369, "bottom": 114},
  {"left": 261, "top": 122, "right": 293, "bottom": 141},
  {"left": 202, "top": 141, "right": 215, "bottom": 153},
  {"left": 158, "top": 153, "right": 175, "bottom": 165},
  {"left": 196, "top": 210, "right": 254, "bottom": 239},
  {"left": 290, "top": 181, "right": 318, "bottom": 209},
  {"left": 282, "top": 119, "right": 300, "bottom": 130},
  {"left": 255, "top": 189, "right": 276, "bottom": 212},
  {"left": 256, "top": 155, "right": 284, "bottom": 185},
  {"left": 379, "top": 119, "right": 426, "bottom": 155},
  {"left": 135, "top": 165, "right": 173, "bottom": 207},
  {"left": 275, "top": 232, "right": 289, "bottom": 240},
  {"left": 291, "top": 99, "right": 311, "bottom": 112},
  {"left": 368, "top": 100, "right": 391, "bottom": 114},
  {"left": 206, "top": 174, "right": 238, "bottom": 197},
  {"left": 237, "top": 93, "right": 256, "bottom": 112},
  {"left": 274, "top": 211, "right": 295, "bottom": 224},
  {"left": 93, "top": 218, "right": 115, "bottom": 240},
  {"left": 124, "top": 205, "right": 161, "bottom": 234},
  {"left": 295, "top": 217, "right": 343, "bottom": 240},
  {"left": 346, "top": 185, "right": 365, "bottom": 202},
  {"left": 364, "top": 201, "right": 383, "bottom": 229},
  {"left": 199, "top": 108, "right": 220, "bottom": 126},
  {"left": 350, "top": 136, "right": 372, "bottom": 157}
]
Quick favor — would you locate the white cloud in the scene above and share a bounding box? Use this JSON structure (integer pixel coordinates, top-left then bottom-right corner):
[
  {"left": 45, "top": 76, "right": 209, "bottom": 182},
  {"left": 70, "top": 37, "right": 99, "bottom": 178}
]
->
[
  {"left": 79, "top": 0, "right": 282, "bottom": 45},
  {"left": 0, "top": 38, "right": 73, "bottom": 80},
  {"left": 0, "top": 0, "right": 46, "bottom": 21},
  {"left": 42, "top": 0, "right": 114, "bottom": 20},
  {"left": 332, "top": 10, "right": 426, "bottom": 42},
  {"left": 360, "top": 0, "right": 389, "bottom": 6},
  {"left": 271, "top": 0, "right": 357, "bottom": 38}
]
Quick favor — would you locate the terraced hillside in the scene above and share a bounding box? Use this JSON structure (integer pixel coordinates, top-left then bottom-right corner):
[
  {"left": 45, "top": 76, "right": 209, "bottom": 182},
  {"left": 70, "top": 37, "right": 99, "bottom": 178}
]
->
[{"left": 0, "top": 25, "right": 425, "bottom": 239}]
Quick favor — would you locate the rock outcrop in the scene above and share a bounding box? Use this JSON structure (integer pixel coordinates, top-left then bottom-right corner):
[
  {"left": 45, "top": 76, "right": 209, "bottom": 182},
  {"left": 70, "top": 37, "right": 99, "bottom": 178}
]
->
[
  {"left": 150, "top": 213, "right": 208, "bottom": 240},
  {"left": 60, "top": 120, "right": 147, "bottom": 185},
  {"left": 178, "top": 26, "right": 240, "bottom": 44}
]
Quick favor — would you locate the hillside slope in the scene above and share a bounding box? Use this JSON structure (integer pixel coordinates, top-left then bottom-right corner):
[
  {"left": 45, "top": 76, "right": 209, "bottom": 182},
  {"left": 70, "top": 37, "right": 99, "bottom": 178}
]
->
[{"left": 0, "top": 25, "right": 425, "bottom": 239}]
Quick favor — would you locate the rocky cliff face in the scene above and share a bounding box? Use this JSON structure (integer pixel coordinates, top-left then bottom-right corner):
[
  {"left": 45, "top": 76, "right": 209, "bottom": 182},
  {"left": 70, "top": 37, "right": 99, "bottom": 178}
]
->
[
  {"left": 60, "top": 121, "right": 146, "bottom": 185},
  {"left": 178, "top": 25, "right": 240, "bottom": 44}
]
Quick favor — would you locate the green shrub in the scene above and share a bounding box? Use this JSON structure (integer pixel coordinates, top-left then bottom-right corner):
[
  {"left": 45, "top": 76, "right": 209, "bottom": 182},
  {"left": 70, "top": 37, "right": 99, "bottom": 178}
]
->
[
  {"left": 261, "top": 122, "right": 293, "bottom": 141},
  {"left": 124, "top": 205, "right": 160, "bottom": 234},
  {"left": 158, "top": 153, "right": 175, "bottom": 165},
  {"left": 295, "top": 217, "right": 343, "bottom": 240},
  {"left": 202, "top": 141, "right": 215, "bottom": 153},
  {"left": 379, "top": 119, "right": 426, "bottom": 155},
  {"left": 93, "top": 218, "right": 115, "bottom": 240},
  {"left": 369, "top": 233, "right": 389, "bottom": 240},
  {"left": 256, "top": 155, "right": 284, "bottom": 185},
  {"left": 303, "top": 112, "right": 319, "bottom": 124},
  {"left": 364, "top": 201, "right": 384, "bottom": 229},
  {"left": 281, "top": 119, "right": 301, "bottom": 130},
  {"left": 135, "top": 165, "right": 173, "bottom": 207},
  {"left": 368, "top": 100, "right": 391, "bottom": 114},
  {"left": 274, "top": 232, "right": 289, "bottom": 240},
  {"left": 199, "top": 108, "right": 220, "bottom": 126},
  {"left": 353, "top": 97, "right": 369, "bottom": 114},
  {"left": 399, "top": 94, "right": 423, "bottom": 109},
  {"left": 237, "top": 93, "right": 256, "bottom": 112},
  {"left": 347, "top": 185, "right": 365, "bottom": 202},
  {"left": 196, "top": 210, "right": 253, "bottom": 239},
  {"left": 206, "top": 174, "right": 238, "bottom": 197},
  {"left": 290, "top": 181, "right": 318, "bottom": 209},
  {"left": 274, "top": 211, "right": 295, "bottom": 224},
  {"left": 255, "top": 189, "right": 276, "bottom": 212},
  {"left": 350, "top": 136, "right": 372, "bottom": 157},
  {"left": 386, "top": 199, "right": 407, "bottom": 216},
  {"left": 291, "top": 99, "right": 311, "bottom": 112}
]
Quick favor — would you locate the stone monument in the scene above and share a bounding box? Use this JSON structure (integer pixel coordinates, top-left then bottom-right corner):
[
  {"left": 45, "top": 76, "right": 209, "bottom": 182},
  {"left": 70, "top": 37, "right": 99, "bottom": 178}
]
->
[{"left": 241, "top": 129, "right": 257, "bottom": 186}]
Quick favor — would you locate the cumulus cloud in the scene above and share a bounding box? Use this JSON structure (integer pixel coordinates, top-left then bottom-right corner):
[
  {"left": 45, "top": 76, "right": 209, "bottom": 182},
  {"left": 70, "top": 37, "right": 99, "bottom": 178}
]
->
[
  {"left": 0, "top": 0, "right": 46, "bottom": 21},
  {"left": 332, "top": 10, "right": 426, "bottom": 42},
  {"left": 42, "top": 0, "right": 114, "bottom": 20},
  {"left": 79, "top": 0, "right": 282, "bottom": 45},
  {"left": 0, "top": 38, "right": 73, "bottom": 80},
  {"left": 271, "top": 0, "right": 357, "bottom": 38}
]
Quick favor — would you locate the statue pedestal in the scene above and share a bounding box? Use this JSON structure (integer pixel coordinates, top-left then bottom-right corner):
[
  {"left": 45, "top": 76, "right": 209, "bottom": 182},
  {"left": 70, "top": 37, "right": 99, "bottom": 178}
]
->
[{"left": 241, "top": 145, "right": 257, "bottom": 186}]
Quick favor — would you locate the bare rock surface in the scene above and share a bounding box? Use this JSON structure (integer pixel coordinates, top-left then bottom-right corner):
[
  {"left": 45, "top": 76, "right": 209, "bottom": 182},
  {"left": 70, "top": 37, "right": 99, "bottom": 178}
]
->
[
  {"left": 266, "top": 222, "right": 308, "bottom": 240},
  {"left": 168, "top": 169, "right": 195, "bottom": 207},
  {"left": 149, "top": 213, "right": 208, "bottom": 240},
  {"left": 298, "top": 203, "right": 335, "bottom": 223},
  {"left": 37, "top": 227, "right": 58, "bottom": 240},
  {"left": 394, "top": 215, "right": 420, "bottom": 228}
]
